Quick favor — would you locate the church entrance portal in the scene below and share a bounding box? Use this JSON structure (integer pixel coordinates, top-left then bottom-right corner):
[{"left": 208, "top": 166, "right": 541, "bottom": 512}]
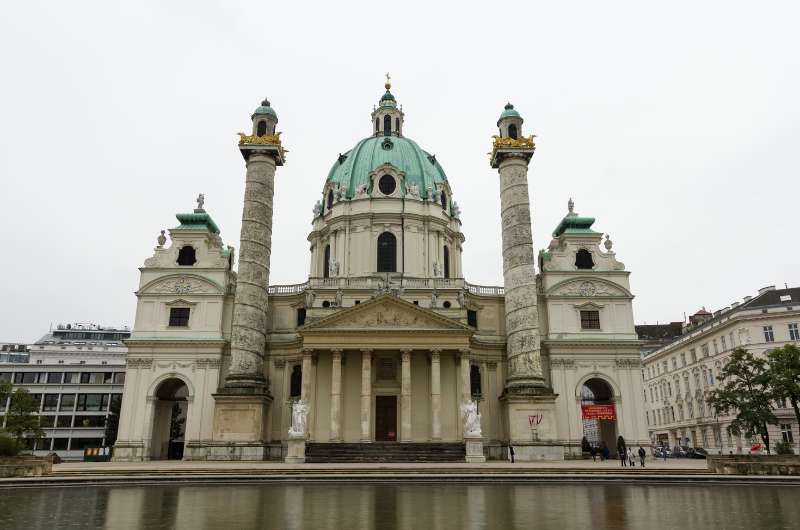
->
[
  {"left": 580, "top": 378, "right": 618, "bottom": 456},
  {"left": 375, "top": 396, "right": 397, "bottom": 441},
  {"left": 150, "top": 378, "right": 188, "bottom": 460}
]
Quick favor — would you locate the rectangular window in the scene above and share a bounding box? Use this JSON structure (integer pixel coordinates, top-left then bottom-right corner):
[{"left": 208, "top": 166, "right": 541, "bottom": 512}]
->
[
  {"left": 701, "top": 344, "right": 709, "bottom": 357},
  {"left": 52, "top": 438, "right": 69, "bottom": 450},
  {"left": 29, "top": 394, "right": 42, "bottom": 411},
  {"left": 103, "top": 373, "right": 113, "bottom": 384},
  {"left": 721, "top": 335, "right": 727, "bottom": 351},
  {"left": 74, "top": 415, "right": 106, "bottom": 428},
  {"left": 467, "top": 310, "right": 478, "bottom": 328},
  {"left": 43, "top": 394, "right": 59, "bottom": 411},
  {"left": 763, "top": 326, "right": 775, "bottom": 343},
  {"left": 113, "top": 372, "right": 126, "bottom": 385},
  {"left": 69, "top": 438, "right": 103, "bottom": 450},
  {"left": 690, "top": 349, "right": 697, "bottom": 363},
  {"left": 781, "top": 424, "right": 795, "bottom": 444},
  {"left": 713, "top": 339, "right": 719, "bottom": 354},
  {"left": 101, "top": 393, "right": 110, "bottom": 411},
  {"left": 59, "top": 394, "right": 76, "bottom": 412},
  {"left": 789, "top": 323, "right": 800, "bottom": 341},
  {"left": 56, "top": 415, "right": 73, "bottom": 428},
  {"left": 580, "top": 310, "right": 601, "bottom": 330},
  {"left": 76, "top": 394, "right": 103, "bottom": 411},
  {"left": 63, "top": 372, "right": 80, "bottom": 384},
  {"left": 296, "top": 308, "right": 306, "bottom": 327},
  {"left": 39, "top": 415, "right": 56, "bottom": 428},
  {"left": 46, "top": 372, "right": 63, "bottom": 384},
  {"left": 680, "top": 353, "right": 686, "bottom": 367},
  {"left": 80, "top": 372, "right": 91, "bottom": 384},
  {"left": 169, "top": 307, "right": 191, "bottom": 327}
]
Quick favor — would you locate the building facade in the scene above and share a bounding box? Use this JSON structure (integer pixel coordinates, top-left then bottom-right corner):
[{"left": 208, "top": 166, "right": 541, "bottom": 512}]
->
[
  {"left": 641, "top": 286, "right": 800, "bottom": 454},
  {"left": 0, "top": 323, "right": 129, "bottom": 459},
  {"left": 114, "top": 83, "right": 648, "bottom": 462}
]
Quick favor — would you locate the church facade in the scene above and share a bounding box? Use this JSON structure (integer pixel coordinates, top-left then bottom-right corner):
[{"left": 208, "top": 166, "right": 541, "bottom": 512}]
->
[{"left": 113, "top": 81, "right": 648, "bottom": 462}]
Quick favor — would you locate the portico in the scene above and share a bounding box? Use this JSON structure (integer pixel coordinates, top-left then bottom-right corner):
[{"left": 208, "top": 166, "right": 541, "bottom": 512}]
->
[{"left": 297, "top": 295, "right": 474, "bottom": 443}]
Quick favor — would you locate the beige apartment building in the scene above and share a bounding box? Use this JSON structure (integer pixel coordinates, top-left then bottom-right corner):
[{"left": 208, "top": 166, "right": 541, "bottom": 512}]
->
[{"left": 641, "top": 286, "right": 800, "bottom": 454}]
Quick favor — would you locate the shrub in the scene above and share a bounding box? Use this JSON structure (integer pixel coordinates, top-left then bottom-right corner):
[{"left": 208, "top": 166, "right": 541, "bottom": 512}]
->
[
  {"left": 775, "top": 442, "right": 795, "bottom": 455},
  {"left": 0, "top": 435, "right": 19, "bottom": 457}
]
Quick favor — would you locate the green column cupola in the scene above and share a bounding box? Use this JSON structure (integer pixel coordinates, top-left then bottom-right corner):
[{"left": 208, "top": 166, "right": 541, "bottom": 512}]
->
[
  {"left": 251, "top": 98, "right": 278, "bottom": 137},
  {"left": 497, "top": 102, "right": 524, "bottom": 139},
  {"left": 371, "top": 73, "right": 404, "bottom": 138}
]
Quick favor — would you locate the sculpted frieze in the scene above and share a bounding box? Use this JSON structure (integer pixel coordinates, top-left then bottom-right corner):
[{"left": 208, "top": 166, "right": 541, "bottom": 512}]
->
[
  {"left": 144, "top": 275, "right": 221, "bottom": 295},
  {"left": 549, "top": 279, "right": 626, "bottom": 298}
]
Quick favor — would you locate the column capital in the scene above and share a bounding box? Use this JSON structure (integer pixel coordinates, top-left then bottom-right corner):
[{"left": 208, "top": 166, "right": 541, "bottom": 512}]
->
[
  {"left": 430, "top": 349, "right": 441, "bottom": 362},
  {"left": 331, "top": 349, "right": 343, "bottom": 360},
  {"left": 401, "top": 349, "right": 411, "bottom": 362},
  {"left": 360, "top": 348, "right": 374, "bottom": 355},
  {"left": 399, "top": 347, "right": 413, "bottom": 354},
  {"left": 302, "top": 348, "right": 314, "bottom": 356}
]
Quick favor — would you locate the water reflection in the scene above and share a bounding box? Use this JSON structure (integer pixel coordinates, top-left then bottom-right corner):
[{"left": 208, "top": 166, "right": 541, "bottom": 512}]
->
[{"left": 1, "top": 482, "right": 798, "bottom": 530}]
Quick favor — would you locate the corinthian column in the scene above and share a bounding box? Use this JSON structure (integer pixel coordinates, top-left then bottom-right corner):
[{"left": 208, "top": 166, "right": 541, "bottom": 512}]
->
[
  {"left": 490, "top": 105, "right": 545, "bottom": 393},
  {"left": 330, "top": 349, "right": 343, "bottom": 442},
  {"left": 430, "top": 349, "right": 442, "bottom": 441},
  {"left": 360, "top": 349, "right": 373, "bottom": 442},
  {"left": 400, "top": 348, "right": 412, "bottom": 442}
]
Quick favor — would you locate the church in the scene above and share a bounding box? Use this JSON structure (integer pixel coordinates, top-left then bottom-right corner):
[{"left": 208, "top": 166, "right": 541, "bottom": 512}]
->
[{"left": 113, "top": 79, "right": 648, "bottom": 462}]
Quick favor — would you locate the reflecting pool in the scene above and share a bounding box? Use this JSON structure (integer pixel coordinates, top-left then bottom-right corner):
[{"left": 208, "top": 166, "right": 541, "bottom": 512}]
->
[{"left": 1, "top": 482, "right": 798, "bottom": 530}]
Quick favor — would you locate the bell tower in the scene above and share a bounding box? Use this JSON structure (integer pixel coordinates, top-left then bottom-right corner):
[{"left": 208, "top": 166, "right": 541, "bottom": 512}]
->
[
  {"left": 490, "top": 102, "right": 561, "bottom": 460},
  {"left": 211, "top": 98, "right": 286, "bottom": 460}
]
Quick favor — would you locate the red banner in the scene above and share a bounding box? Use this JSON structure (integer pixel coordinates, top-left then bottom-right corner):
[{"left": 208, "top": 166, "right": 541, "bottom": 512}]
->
[{"left": 581, "top": 404, "right": 616, "bottom": 420}]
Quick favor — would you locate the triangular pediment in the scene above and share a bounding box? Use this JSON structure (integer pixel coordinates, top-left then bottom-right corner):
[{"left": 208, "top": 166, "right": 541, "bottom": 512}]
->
[{"left": 301, "top": 295, "right": 472, "bottom": 333}]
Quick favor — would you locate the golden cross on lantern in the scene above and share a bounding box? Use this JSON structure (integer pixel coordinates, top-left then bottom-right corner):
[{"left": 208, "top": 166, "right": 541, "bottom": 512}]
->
[{"left": 385, "top": 72, "right": 391, "bottom": 89}]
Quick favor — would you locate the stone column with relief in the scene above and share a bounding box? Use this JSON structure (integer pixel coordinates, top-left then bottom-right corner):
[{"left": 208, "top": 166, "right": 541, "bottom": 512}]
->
[
  {"left": 212, "top": 99, "right": 286, "bottom": 461},
  {"left": 360, "top": 349, "right": 373, "bottom": 442},
  {"left": 400, "top": 348, "right": 412, "bottom": 442},
  {"left": 490, "top": 103, "right": 561, "bottom": 460}
]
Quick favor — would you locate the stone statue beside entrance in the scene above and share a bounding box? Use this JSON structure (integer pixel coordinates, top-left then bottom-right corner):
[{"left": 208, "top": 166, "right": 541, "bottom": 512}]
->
[
  {"left": 288, "top": 400, "right": 309, "bottom": 437},
  {"left": 461, "top": 400, "right": 482, "bottom": 437}
]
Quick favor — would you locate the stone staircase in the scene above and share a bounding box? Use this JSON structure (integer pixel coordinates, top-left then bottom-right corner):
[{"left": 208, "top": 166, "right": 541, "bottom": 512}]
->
[{"left": 305, "top": 442, "right": 466, "bottom": 463}]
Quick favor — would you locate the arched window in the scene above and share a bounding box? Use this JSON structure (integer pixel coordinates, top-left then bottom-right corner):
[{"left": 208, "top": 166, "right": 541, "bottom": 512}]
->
[
  {"left": 323, "top": 245, "right": 331, "bottom": 278},
  {"left": 575, "top": 249, "right": 594, "bottom": 269},
  {"left": 440, "top": 191, "right": 447, "bottom": 210},
  {"left": 383, "top": 115, "right": 391, "bottom": 137},
  {"left": 508, "top": 123, "right": 518, "bottom": 139},
  {"left": 395, "top": 117, "right": 399, "bottom": 132},
  {"left": 377, "top": 232, "right": 397, "bottom": 272},
  {"left": 256, "top": 120, "right": 267, "bottom": 137},
  {"left": 326, "top": 190, "right": 334, "bottom": 210},
  {"left": 375, "top": 118, "right": 379, "bottom": 133},
  {"left": 443, "top": 246, "right": 450, "bottom": 278},
  {"left": 176, "top": 246, "right": 196, "bottom": 266},
  {"left": 290, "top": 365, "right": 302, "bottom": 398},
  {"left": 470, "top": 365, "right": 482, "bottom": 398}
]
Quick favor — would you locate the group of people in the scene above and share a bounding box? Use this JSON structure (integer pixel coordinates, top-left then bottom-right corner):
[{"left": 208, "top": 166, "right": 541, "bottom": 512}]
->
[{"left": 588, "top": 437, "right": 647, "bottom": 467}]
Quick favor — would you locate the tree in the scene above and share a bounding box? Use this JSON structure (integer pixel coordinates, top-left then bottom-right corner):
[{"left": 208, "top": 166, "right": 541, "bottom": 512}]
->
[
  {"left": 169, "top": 402, "right": 185, "bottom": 441},
  {"left": 104, "top": 394, "right": 122, "bottom": 446},
  {"left": 4, "top": 388, "right": 44, "bottom": 450},
  {"left": 707, "top": 348, "right": 777, "bottom": 454},
  {"left": 765, "top": 344, "right": 800, "bottom": 444},
  {"left": 0, "top": 381, "right": 11, "bottom": 412}
]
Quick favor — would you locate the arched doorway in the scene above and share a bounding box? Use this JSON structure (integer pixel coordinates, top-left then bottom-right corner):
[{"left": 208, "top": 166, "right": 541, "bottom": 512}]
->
[
  {"left": 150, "top": 378, "right": 189, "bottom": 460},
  {"left": 580, "top": 378, "right": 618, "bottom": 455}
]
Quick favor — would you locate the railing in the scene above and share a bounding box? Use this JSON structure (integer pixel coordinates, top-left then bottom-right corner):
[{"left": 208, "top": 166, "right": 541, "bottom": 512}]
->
[
  {"left": 266, "top": 277, "right": 505, "bottom": 297},
  {"left": 465, "top": 282, "right": 504, "bottom": 296}
]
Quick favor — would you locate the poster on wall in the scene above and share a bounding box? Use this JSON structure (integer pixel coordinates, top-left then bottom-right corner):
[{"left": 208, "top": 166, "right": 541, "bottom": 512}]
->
[{"left": 581, "top": 404, "right": 616, "bottom": 420}]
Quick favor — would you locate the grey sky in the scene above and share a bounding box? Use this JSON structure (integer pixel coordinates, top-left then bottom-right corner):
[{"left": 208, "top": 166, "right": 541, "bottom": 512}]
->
[{"left": 1, "top": 1, "right": 798, "bottom": 342}]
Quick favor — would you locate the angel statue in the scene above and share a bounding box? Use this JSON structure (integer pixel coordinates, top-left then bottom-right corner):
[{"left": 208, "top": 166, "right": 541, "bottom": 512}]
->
[
  {"left": 460, "top": 400, "right": 482, "bottom": 437},
  {"left": 288, "top": 400, "right": 309, "bottom": 436}
]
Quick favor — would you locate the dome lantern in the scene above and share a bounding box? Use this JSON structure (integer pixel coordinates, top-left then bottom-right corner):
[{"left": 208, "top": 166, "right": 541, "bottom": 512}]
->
[
  {"left": 497, "top": 102, "right": 523, "bottom": 139},
  {"left": 371, "top": 73, "right": 404, "bottom": 137}
]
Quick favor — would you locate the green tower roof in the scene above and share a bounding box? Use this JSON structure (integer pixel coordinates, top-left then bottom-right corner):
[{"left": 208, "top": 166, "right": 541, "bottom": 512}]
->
[
  {"left": 252, "top": 98, "right": 277, "bottom": 120},
  {"left": 173, "top": 212, "right": 220, "bottom": 234},
  {"left": 326, "top": 136, "right": 447, "bottom": 200},
  {"left": 497, "top": 102, "right": 521, "bottom": 125},
  {"left": 552, "top": 214, "right": 598, "bottom": 237}
]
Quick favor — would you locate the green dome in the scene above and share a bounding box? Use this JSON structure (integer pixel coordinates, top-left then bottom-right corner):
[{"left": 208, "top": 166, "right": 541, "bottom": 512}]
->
[
  {"left": 380, "top": 90, "right": 396, "bottom": 103},
  {"left": 252, "top": 98, "right": 277, "bottom": 119},
  {"left": 497, "top": 102, "right": 521, "bottom": 124},
  {"left": 326, "top": 136, "right": 448, "bottom": 200}
]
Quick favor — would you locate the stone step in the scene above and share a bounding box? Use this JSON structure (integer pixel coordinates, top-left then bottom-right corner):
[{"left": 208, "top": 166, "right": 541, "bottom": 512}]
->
[{"left": 305, "top": 443, "right": 466, "bottom": 463}]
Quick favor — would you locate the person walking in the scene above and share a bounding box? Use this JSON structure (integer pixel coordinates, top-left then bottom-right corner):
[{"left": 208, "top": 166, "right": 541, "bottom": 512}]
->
[
  {"left": 590, "top": 445, "right": 597, "bottom": 462},
  {"left": 509, "top": 444, "right": 515, "bottom": 464},
  {"left": 617, "top": 436, "right": 627, "bottom": 467},
  {"left": 601, "top": 443, "right": 609, "bottom": 461},
  {"left": 638, "top": 446, "right": 646, "bottom": 467},
  {"left": 662, "top": 445, "right": 668, "bottom": 463},
  {"left": 627, "top": 447, "right": 636, "bottom": 468}
]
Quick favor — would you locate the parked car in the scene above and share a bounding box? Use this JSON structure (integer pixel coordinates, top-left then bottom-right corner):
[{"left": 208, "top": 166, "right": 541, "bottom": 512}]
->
[
  {"left": 655, "top": 447, "right": 672, "bottom": 458},
  {"left": 675, "top": 446, "right": 689, "bottom": 458},
  {"left": 689, "top": 448, "right": 707, "bottom": 459}
]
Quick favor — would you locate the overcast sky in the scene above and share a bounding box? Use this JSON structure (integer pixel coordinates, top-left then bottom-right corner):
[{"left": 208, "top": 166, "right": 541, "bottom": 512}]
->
[{"left": 1, "top": 1, "right": 798, "bottom": 342}]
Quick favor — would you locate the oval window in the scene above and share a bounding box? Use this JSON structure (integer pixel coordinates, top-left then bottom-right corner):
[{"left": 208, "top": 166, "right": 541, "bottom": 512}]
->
[{"left": 378, "top": 175, "right": 396, "bottom": 195}]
